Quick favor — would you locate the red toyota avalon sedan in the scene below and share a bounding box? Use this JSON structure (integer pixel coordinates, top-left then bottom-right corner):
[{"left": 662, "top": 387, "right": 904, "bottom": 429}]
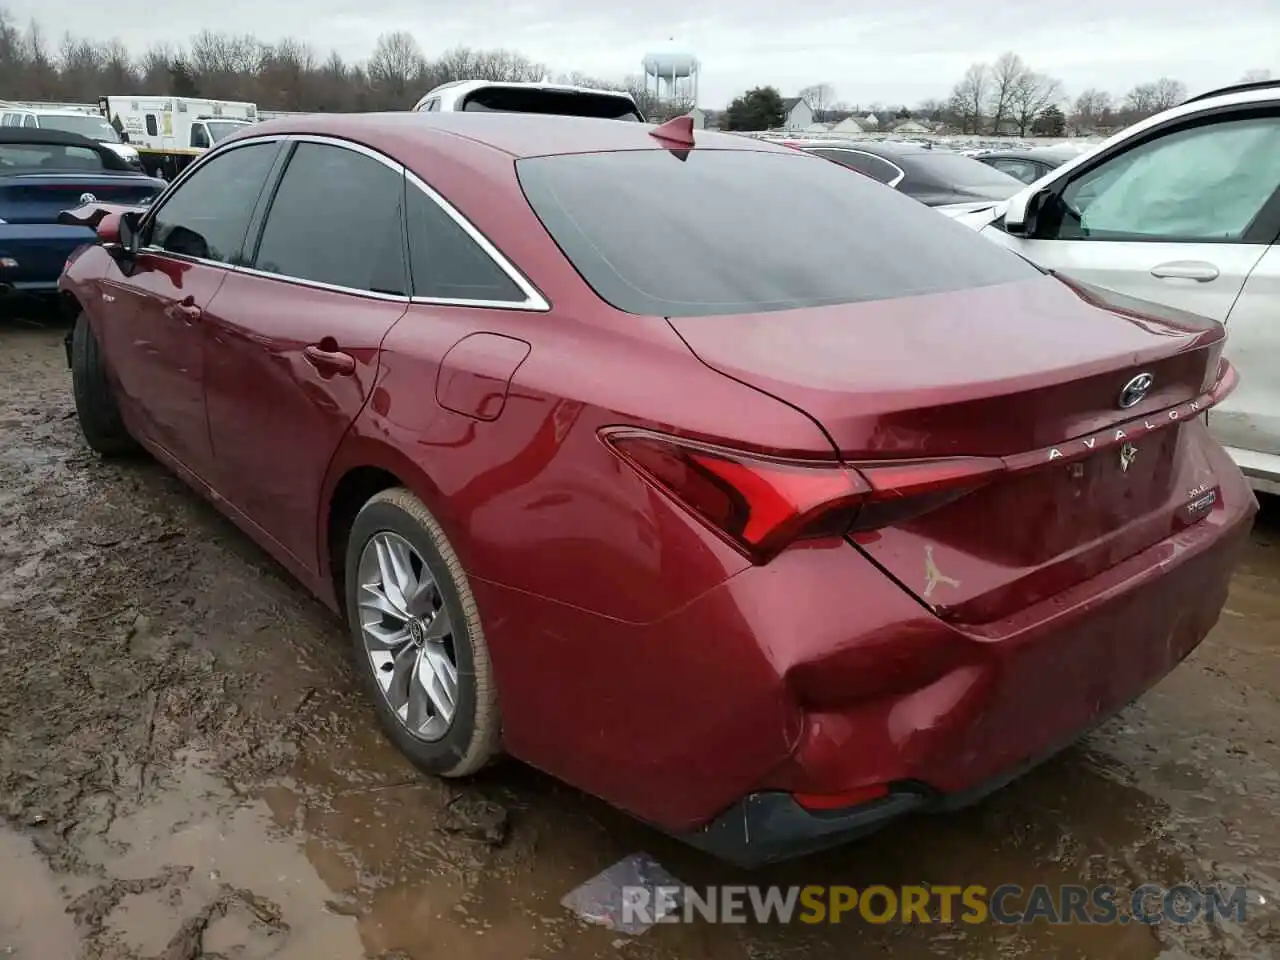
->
[{"left": 60, "top": 113, "right": 1256, "bottom": 867}]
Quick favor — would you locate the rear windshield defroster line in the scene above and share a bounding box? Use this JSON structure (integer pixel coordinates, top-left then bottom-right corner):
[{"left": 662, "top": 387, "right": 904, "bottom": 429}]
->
[{"left": 516, "top": 149, "right": 1039, "bottom": 318}]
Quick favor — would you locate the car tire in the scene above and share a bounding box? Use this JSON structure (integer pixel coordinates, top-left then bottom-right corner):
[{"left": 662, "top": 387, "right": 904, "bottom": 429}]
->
[
  {"left": 70, "top": 310, "right": 139, "bottom": 457},
  {"left": 344, "top": 487, "right": 501, "bottom": 778}
]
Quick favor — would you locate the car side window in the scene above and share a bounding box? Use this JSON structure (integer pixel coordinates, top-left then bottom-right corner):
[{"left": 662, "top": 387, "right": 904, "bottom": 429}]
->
[
  {"left": 146, "top": 142, "right": 279, "bottom": 264},
  {"left": 405, "top": 183, "right": 526, "bottom": 303},
  {"left": 191, "top": 125, "right": 210, "bottom": 149},
  {"left": 810, "top": 149, "right": 901, "bottom": 185},
  {"left": 1050, "top": 115, "right": 1280, "bottom": 242},
  {"left": 253, "top": 142, "right": 407, "bottom": 295}
]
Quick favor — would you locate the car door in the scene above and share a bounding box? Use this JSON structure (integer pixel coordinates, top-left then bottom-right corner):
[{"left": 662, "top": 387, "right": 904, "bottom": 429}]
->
[
  {"left": 98, "top": 139, "right": 282, "bottom": 479},
  {"left": 202, "top": 138, "right": 410, "bottom": 572},
  {"left": 979, "top": 113, "right": 1280, "bottom": 323}
]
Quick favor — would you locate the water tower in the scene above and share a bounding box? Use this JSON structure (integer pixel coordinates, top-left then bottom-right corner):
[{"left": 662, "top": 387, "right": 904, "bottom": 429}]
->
[{"left": 642, "top": 41, "right": 700, "bottom": 108}]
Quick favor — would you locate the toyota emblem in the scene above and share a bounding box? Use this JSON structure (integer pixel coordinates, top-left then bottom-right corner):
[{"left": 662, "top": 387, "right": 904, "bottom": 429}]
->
[
  {"left": 79, "top": 192, "right": 97, "bottom": 205},
  {"left": 1118, "top": 372, "right": 1154, "bottom": 409}
]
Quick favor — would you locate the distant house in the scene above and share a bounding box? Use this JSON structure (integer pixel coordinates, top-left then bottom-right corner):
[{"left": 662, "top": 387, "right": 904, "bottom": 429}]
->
[
  {"left": 780, "top": 97, "right": 814, "bottom": 131},
  {"left": 831, "top": 116, "right": 864, "bottom": 135},
  {"left": 892, "top": 119, "right": 930, "bottom": 135},
  {"left": 803, "top": 121, "right": 832, "bottom": 133},
  {"left": 863, "top": 113, "right": 879, "bottom": 129},
  {"left": 685, "top": 107, "right": 707, "bottom": 129}
]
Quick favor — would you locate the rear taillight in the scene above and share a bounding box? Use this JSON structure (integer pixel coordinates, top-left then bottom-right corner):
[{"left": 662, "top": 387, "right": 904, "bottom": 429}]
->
[{"left": 602, "top": 429, "right": 1004, "bottom": 563}]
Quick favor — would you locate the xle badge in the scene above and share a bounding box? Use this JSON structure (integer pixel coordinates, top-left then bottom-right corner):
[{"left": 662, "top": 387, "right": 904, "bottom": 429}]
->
[{"left": 1119, "top": 442, "right": 1138, "bottom": 473}]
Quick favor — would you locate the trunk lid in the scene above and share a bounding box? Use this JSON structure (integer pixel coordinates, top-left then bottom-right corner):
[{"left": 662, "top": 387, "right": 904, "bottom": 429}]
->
[
  {"left": 0, "top": 174, "right": 162, "bottom": 225},
  {"left": 668, "top": 275, "right": 1229, "bottom": 624}
]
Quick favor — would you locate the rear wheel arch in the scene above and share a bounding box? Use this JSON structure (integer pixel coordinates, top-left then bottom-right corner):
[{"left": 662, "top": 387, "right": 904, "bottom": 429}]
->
[{"left": 320, "top": 441, "right": 459, "bottom": 616}]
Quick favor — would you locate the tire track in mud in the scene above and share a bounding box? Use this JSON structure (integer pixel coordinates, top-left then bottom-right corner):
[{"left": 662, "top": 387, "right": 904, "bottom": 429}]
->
[{"left": 0, "top": 320, "right": 364, "bottom": 957}]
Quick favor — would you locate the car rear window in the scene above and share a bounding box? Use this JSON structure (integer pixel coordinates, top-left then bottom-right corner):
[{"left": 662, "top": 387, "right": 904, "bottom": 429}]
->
[
  {"left": 461, "top": 88, "right": 642, "bottom": 121},
  {"left": 516, "top": 148, "right": 1037, "bottom": 317},
  {"left": 0, "top": 143, "right": 104, "bottom": 172}
]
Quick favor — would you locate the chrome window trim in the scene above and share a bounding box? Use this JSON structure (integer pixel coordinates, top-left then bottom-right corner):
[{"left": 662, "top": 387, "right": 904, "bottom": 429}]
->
[
  {"left": 140, "top": 135, "right": 288, "bottom": 227},
  {"left": 404, "top": 167, "right": 550, "bottom": 312},
  {"left": 140, "top": 131, "right": 549, "bottom": 311},
  {"left": 811, "top": 147, "right": 907, "bottom": 189}
]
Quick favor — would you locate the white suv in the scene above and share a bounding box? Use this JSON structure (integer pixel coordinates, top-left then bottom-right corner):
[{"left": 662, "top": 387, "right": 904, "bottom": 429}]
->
[
  {"left": 948, "top": 80, "right": 1280, "bottom": 495},
  {"left": 412, "top": 80, "right": 644, "bottom": 122}
]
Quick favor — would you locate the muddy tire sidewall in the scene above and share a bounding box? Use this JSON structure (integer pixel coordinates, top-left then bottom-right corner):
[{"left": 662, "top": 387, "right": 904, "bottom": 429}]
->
[
  {"left": 344, "top": 488, "right": 500, "bottom": 778},
  {"left": 70, "top": 310, "right": 138, "bottom": 457}
]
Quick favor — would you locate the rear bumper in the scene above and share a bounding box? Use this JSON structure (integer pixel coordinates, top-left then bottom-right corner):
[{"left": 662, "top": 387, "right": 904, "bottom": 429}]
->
[
  {"left": 0, "top": 224, "right": 97, "bottom": 289},
  {"left": 680, "top": 472, "right": 1257, "bottom": 866}
]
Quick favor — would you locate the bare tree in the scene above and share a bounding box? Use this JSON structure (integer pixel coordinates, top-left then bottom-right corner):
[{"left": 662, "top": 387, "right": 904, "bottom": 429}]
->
[
  {"left": 1241, "top": 68, "right": 1272, "bottom": 82},
  {"left": 798, "top": 82, "right": 835, "bottom": 118},
  {"left": 948, "top": 63, "right": 987, "bottom": 134},
  {"left": 1151, "top": 77, "right": 1187, "bottom": 110},
  {"left": 985, "top": 52, "right": 1029, "bottom": 133},
  {"left": 914, "top": 97, "right": 945, "bottom": 121},
  {"left": 23, "top": 18, "right": 59, "bottom": 99},
  {"left": 1072, "top": 87, "right": 1112, "bottom": 131},
  {"left": 101, "top": 39, "right": 137, "bottom": 90},
  {"left": 367, "top": 30, "right": 424, "bottom": 106},
  {"left": 1010, "top": 71, "right": 1062, "bottom": 136},
  {"left": 1122, "top": 82, "right": 1157, "bottom": 115},
  {"left": 138, "top": 42, "right": 178, "bottom": 91}
]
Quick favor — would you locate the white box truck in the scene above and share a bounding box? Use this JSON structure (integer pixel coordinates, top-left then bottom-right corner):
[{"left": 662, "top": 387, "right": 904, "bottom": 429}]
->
[{"left": 98, "top": 96, "right": 258, "bottom": 179}]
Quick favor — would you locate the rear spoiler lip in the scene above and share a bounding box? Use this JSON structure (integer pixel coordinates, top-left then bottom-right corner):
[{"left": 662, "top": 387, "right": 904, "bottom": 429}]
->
[
  {"left": 1000, "top": 360, "right": 1238, "bottom": 473},
  {"left": 55, "top": 201, "right": 150, "bottom": 229}
]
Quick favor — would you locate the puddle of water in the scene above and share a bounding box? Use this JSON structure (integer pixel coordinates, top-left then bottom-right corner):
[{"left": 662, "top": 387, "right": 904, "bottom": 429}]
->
[
  {"left": 0, "top": 827, "right": 81, "bottom": 959},
  {"left": 79, "top": 750, "right": 368, "bottom": 959}
]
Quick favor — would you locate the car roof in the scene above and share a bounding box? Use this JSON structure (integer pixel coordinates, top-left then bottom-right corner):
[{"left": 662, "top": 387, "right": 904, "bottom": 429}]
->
[
  {"left": 0, "top": 127, "right": 141, "bottom": 173},
  {"left": 0, "top": 127, "right": 104, "bottom": 148},
  {"left": 242, "top": 112, "right": 793, "bottom": 159}
]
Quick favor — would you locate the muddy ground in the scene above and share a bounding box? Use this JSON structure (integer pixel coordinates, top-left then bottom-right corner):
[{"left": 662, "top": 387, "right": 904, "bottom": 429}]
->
[{"left": 1, "top": 312, "right": 1278, "bottom": 960}]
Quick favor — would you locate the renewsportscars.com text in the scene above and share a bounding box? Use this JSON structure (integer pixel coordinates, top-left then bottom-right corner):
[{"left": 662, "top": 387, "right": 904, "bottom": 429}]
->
[{"left": 622, "top": 883, "right": 1250, "bottom": 926}]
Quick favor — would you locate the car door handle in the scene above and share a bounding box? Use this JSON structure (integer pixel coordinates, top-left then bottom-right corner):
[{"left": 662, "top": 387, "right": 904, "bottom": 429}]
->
[
  {"left": 303, "top": 344, "right": 356, "bottom": 376},
  {"left": 1150, "top": 261, "right": 1219, "bottom": 282}
]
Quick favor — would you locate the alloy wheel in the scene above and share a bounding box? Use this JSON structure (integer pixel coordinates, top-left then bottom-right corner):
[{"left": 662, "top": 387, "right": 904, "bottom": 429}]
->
[{"left": 356, "top": 531, "right": 458, "bottom": 742}]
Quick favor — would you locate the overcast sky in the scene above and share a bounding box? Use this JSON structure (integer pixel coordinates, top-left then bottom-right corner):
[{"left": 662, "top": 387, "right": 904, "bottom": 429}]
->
[{"left": 8, "top": 0, "right": 1278, "bottom": 107}]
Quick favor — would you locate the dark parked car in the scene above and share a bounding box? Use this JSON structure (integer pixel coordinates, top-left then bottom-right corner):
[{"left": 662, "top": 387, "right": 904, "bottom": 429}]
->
[
  {"left": 973, "top": 145, "right": 1082, "bottom": 184},
  {"left": 61, "top": 113, "right": 1255, "bottom": 867},
  {"left": 0, "top": 128, "right": 163, "bottom": 297},
  {"left": 781, "top": 137, "right": 1024, "bottom": 208}
]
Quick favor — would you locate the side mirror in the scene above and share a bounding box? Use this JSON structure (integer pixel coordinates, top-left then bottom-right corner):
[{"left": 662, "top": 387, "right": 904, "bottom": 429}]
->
[
  {"left": 96, "top": 212, "right": 122, "bottom": 244},
  {"left": 1003, "top": 186, "right": 1052, "bottom": 237},
  {"left": 117, "top": 212, "right": 142, "bottom": 254},
  {"left": 101, "top": 211, "right": 142, "bottom": 261}
]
